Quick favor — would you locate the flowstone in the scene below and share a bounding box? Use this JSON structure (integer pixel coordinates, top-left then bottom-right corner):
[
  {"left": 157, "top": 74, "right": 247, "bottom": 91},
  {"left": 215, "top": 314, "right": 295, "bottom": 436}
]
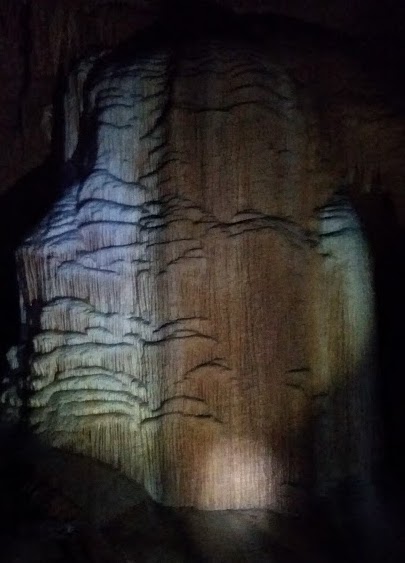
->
[{"left": 15, "top": 29, "right": 376, "bottom": 510}]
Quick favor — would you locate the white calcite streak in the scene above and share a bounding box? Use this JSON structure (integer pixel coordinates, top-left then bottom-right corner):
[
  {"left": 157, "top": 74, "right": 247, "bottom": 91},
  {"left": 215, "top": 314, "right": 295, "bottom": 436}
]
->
[{"left": 312, "top": 194, "right": 376, "bottom": 494}]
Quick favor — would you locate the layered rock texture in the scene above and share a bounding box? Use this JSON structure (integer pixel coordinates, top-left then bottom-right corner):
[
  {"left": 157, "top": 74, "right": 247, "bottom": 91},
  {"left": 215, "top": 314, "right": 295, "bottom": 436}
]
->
[{"left": 15, "top": 23, "right": 379, "bottom": 510}]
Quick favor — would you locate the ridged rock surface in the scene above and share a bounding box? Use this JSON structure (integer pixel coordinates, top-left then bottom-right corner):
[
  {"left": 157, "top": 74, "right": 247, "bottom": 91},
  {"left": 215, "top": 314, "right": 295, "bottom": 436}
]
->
[{"left": 16, "top": 31, "right": 377, "bottom": 510}]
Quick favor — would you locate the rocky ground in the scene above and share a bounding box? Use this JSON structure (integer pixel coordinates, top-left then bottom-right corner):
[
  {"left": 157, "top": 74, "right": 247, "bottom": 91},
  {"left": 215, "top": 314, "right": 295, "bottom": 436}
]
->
[{"left": 0, "top": 427, "right": 404, "bottom": 562}]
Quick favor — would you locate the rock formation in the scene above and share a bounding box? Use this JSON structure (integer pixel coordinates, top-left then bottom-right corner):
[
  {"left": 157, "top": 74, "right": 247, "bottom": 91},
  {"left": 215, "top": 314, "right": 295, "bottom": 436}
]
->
[{"left": 14, "top": 22, "right": 378, "bottom": 510}]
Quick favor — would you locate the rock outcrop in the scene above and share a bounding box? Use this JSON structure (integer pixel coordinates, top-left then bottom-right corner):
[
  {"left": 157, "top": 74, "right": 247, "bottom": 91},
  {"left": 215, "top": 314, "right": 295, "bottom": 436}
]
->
[{"left": 14, "top": 21, "right": 379, "bottom": 510}]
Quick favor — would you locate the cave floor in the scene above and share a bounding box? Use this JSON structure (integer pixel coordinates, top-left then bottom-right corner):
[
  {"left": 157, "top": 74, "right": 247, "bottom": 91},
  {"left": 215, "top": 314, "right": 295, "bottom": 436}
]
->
[
  {"left": 2, "top": 500, "right": 404, "bottom": 563},
  {"left": 0, "top": 433, "right": 404, "bottom": 562}
]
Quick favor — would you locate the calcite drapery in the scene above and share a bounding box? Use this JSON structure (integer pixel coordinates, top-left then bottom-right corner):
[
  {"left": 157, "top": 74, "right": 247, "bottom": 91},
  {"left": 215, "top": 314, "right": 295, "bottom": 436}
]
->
[{"left": 16, "top": 34, "right": 376, "bottom": 510}]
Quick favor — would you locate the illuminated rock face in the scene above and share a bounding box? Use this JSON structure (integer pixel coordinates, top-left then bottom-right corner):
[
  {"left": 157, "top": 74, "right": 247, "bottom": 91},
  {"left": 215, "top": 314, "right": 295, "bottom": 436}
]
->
[{"left": 17, "top": 36, "right": 376, "bottom": 510}]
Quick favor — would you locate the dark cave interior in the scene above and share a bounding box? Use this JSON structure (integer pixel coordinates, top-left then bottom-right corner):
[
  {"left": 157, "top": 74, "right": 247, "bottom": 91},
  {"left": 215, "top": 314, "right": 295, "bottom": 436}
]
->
[{"left": 1, "top": 1, "right": 405, "bottom": 562}]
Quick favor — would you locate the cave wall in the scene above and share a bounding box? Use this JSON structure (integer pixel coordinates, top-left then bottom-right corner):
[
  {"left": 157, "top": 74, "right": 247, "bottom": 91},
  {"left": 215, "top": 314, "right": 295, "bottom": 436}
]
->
[
  {"left": 12, "top": 16, "right": 386, "bottom": 510},
  {"left": 1, "top": 0, "right": 405, "bottom": 509},
  {"left": 0, "top": 0, "right": 156, "bottom": 193},
  {"left": 2, "top": 0, "right": 405, "bottom": 217}
]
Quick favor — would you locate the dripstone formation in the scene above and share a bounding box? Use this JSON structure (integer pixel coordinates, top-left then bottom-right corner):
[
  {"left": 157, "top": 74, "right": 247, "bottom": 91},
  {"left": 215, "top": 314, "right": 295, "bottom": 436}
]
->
[{"left": 15, "top": 23, "right": 377, "bottom": 510}]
